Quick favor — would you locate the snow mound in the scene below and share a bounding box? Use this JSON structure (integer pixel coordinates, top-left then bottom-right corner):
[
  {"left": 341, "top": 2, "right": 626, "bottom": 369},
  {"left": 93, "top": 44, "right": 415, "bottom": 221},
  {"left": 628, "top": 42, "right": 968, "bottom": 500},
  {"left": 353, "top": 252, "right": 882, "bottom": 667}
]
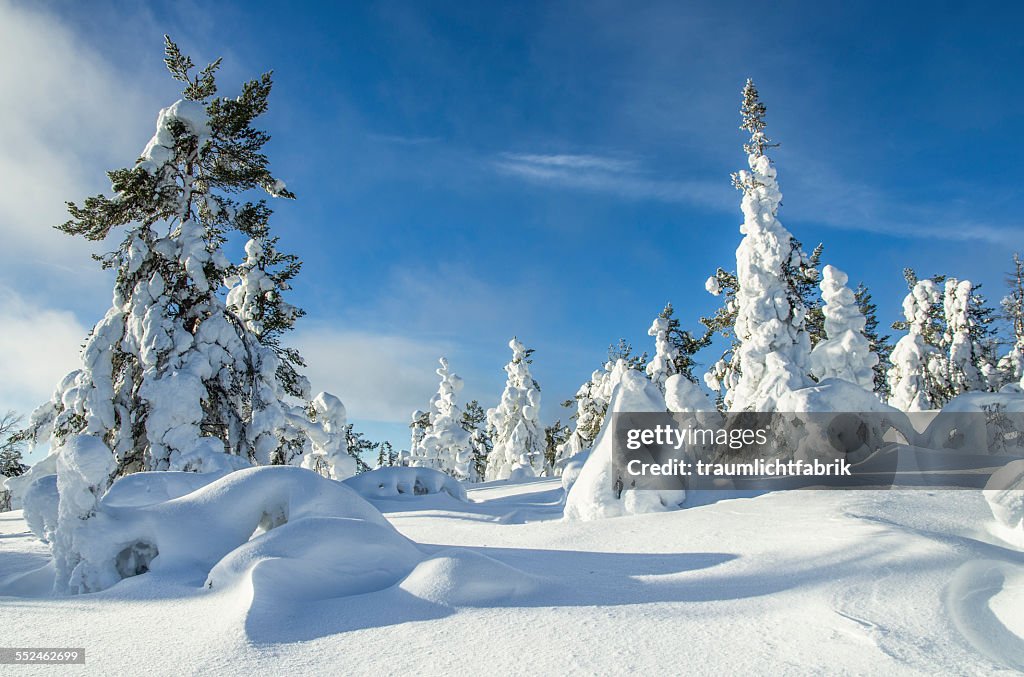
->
[
  {"left": 984, "top": 460, "right": 1024, "bottom": 532},
  {"left": 665, "top": 374, "right": 715, "bottom": 413},
  {"left": 22, "top": 474, "right": 58, "bottom": 543},
  {"left": 399, "top": 549, "right": 540, "bottom": 606},
  {"left": 206, "top": 516, "right": 422, "bottom": 599},
  {"left": 4, "top": 451, "right": 58, "bottom": 510},
  {"left": 101, "top": 470, "right": 227, "bottom": 508},
  {"left": 344, "top": 467, "right": 467, "bottom": 501},
  {"left": 921, "top": 391, "right": 1024, "bottom": 454},
  {"left": 564, "top": 370, "right": 686, "bottom": 521},
  {"left": 60, "top": 465, "right": 399, "bottom": 593},
  {"left": 560, "top": 450, "right": 591, "bottom": 494}
]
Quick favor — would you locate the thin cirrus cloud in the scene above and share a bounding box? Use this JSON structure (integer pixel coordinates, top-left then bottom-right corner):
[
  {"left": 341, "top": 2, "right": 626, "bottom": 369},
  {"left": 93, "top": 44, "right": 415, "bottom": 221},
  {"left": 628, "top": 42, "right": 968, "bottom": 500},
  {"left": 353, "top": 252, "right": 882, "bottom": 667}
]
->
[
  {"left": 496, "top": 150, "right": 1024, "bottom": 245},
  {"left": 493, "top": 151, "right": 732, "bottom": 211}
]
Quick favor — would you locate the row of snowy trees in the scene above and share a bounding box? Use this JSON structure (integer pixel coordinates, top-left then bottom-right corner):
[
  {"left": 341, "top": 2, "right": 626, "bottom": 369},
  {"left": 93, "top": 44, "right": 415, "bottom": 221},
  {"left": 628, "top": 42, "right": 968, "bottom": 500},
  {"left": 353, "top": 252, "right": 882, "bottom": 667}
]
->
[{"left": 550, "top": 80, "right": 1024, "bottom": 469}]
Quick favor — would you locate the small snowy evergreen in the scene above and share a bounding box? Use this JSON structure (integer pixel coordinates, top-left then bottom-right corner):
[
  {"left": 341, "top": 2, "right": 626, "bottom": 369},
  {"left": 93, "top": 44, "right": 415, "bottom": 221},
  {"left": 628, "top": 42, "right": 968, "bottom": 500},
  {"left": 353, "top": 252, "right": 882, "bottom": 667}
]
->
[
  {"left": 942, "top": 278, "right": 995, "bottom": 394},
  {"left": 485, "top": 338, "right": 545, "bottom": 480},
  {"left": 999, "top": 254, "right": 1024, "bottom": 388},
  {"left": 809, "top": 265, "right": 878, "bottom": 390},
  {"left": 409, "top": 358, "right": 474, "bottom": 480},
  {"left": 887, "top": 277, "right": 947, "bottom": 411}
]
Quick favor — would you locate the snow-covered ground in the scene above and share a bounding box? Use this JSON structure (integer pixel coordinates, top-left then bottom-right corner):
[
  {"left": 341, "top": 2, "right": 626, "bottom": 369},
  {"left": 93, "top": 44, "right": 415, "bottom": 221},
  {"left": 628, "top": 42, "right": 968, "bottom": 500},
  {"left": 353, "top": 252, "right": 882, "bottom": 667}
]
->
[{"left": 2, "top": 479, "right": 1022, "bottom": 675}]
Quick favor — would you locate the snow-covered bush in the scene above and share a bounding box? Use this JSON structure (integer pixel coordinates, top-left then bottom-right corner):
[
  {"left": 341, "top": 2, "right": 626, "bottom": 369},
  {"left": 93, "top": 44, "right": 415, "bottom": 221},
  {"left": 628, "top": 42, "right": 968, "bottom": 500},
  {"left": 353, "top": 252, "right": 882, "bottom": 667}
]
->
[
  {"left": 486, "top": 338, "right": 545, "bottom": 480},
  {"left": 564, "top": 370, "right": 686, "bottom": 520},
  {"left": 409, "top": 358, "right": 473, "bottom": 479},
  {"left": 809, "top": 265, "right": 878, "bottom": 390},
  {"left": 344, "top": 467, "right": 468, "bottom": 501}
]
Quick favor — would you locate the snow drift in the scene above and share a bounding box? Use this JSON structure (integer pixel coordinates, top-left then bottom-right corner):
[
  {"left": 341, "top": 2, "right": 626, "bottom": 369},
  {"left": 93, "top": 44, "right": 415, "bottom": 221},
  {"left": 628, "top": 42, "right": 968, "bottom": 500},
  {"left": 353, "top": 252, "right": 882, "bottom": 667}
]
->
[
  {"left": 344, "top": 467, "right": 468, "bottom": 501},
  {"left": 47, "top": 464, "right": 419, "bottom": 594},
  {"left": 564, "top": 370, "right": 686, "bottom": 520}
]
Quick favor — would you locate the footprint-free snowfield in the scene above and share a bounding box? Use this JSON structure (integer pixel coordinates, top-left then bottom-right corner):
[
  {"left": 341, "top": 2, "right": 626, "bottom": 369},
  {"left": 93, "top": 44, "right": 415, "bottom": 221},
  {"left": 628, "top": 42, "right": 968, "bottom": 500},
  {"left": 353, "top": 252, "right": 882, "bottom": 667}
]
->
[{"left": 2, "top": 480, "right": 1022, "bottom": 675}]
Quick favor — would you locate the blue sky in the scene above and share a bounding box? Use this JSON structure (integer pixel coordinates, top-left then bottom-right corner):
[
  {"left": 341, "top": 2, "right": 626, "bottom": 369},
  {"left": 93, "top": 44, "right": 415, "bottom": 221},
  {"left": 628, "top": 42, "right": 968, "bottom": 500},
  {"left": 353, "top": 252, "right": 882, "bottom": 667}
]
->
[{"left": 1, "top": 0, "right": 1022, "bottom": 457}]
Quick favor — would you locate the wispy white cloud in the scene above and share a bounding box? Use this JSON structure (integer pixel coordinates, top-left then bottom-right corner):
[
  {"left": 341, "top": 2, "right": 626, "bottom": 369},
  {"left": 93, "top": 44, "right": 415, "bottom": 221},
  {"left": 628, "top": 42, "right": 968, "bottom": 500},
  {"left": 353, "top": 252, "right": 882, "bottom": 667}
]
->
[
  {"left": 0, "top": 1, "right": 160, "bottom": 303},
  {"left": 494, "top": 151, "right": 732, "bottom": 211},
  {"left": 293, "top": 327, "right": 452, "bottom": 425},
  {"left": 784, "top": 156, "right": 1024, "bottom": 245},
  {"left": 0, "top": 287, "right": 88, "bottom": 419}
]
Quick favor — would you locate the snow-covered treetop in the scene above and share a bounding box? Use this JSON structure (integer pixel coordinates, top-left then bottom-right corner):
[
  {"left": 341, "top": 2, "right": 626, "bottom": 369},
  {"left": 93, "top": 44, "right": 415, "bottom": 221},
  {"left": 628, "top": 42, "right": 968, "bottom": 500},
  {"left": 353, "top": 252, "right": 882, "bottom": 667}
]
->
[
  {"left": 820, "top": 265, "right": 866, "bottom": 336},
  {"left": 646, "top": 314, "right": 679, "bottom": 391}
]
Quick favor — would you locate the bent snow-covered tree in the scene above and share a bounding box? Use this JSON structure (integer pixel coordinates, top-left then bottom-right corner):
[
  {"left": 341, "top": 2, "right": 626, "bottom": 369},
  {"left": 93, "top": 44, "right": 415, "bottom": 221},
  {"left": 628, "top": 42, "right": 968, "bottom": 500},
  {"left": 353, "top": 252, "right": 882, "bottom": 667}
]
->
[
  {"left": 26, "top": 37, "right": 333, "bottom": 475},
  {"left": 716, "top": 79, "right": 812, "bottom": 411},
  {"left": 486, "top": 338, "right": 545, "bottom": 480}
]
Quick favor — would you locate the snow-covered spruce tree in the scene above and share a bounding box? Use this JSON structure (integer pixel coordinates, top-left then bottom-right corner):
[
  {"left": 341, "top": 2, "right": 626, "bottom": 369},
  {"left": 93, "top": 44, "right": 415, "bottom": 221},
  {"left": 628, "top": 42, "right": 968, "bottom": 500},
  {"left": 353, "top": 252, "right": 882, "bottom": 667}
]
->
[
  {"left": 375, "top": 441, "right": 394, "bottom": 468},
  {"left": 854, "top": 283, "right": 893, "bottom": 398},
  {"left": 702, "top": 268, "right": 739, "bottom": 410},
  {"left": 485, "top": 338, "right": 545, "bottom": 480},
  {"left": 646, "top": 311, "right": 679, "bottom": 391},
  {"left": 556, "top": 362, "right": 614, "bottom": 466},
  {"left": 887, "top": 274, "right": 948, "bottom": 411},
  {"left": 607, "top": 338, "right": 648, "bottom": 371},
  {"left": 543, "top": 420, "right": 571, "bottom": 471},
  {"left": 999, "top": 254, "right": 1024, "bottom": 387},
  {"left": 460, "top": 400, "right": 491, "bottom": 482},
  {"left": 942, "top": 278, "right": 996, "bottom": 394},
  {"left": 795, "top": 241, "right": 826, "bottom": 348},
  {"left": 408, "top": 408, "right": 431, "bottom": 462},
  {"left": 410, "top": 358, "right": 473, "bottom": 479},
  {"left": 25, "top": 38, "right": 327, "bottom": 474},
  {"left": 809, "top": 265, "right": 878, "bottom": 389},
  {"left": 646, "top": 303, "right": 709, "bottom": 391},
  {"left": 342, "top": 424, "right": 375, "bottom": 474},
  {"left": 721, "top": 79, "right": 812, "bottom": 411}
]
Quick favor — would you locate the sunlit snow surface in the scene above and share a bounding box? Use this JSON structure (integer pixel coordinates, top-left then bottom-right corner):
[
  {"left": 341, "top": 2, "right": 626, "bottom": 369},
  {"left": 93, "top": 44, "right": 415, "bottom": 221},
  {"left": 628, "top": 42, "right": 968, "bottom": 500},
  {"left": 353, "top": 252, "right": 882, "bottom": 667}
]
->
[{"left": 2, "top": 479, "right": 1023, "bottom": 675}]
